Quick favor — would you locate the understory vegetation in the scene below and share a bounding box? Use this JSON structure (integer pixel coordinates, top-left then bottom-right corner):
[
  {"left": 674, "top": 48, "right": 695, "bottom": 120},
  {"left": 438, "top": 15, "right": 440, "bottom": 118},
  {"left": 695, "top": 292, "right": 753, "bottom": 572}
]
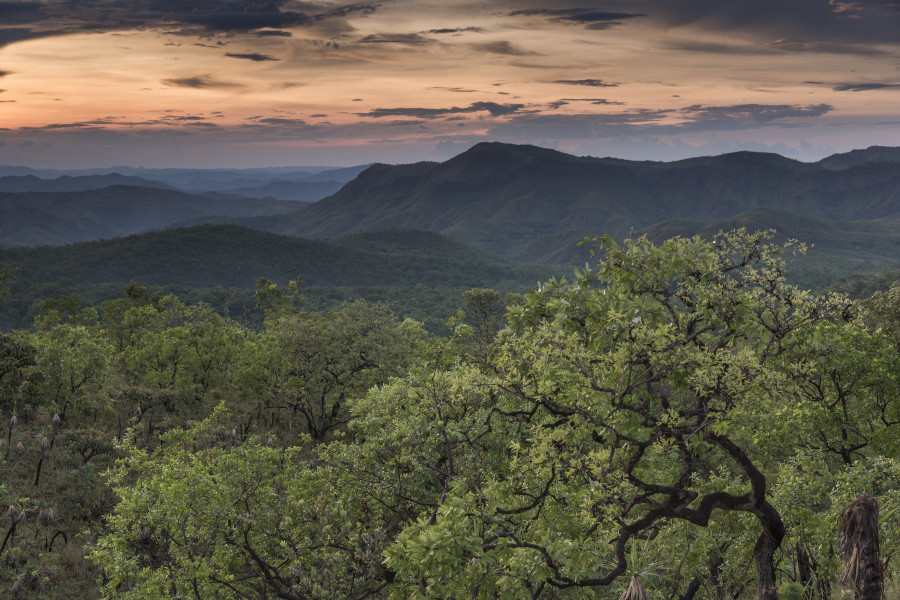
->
[{"left": 1, "top": 229, "right": 899, "bottom": 599}]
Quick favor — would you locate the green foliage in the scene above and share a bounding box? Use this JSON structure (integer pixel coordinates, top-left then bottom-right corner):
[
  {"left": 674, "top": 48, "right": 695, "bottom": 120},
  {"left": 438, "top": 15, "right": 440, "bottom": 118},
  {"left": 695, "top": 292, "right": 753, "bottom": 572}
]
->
[
  {"left": 4, "top": 229, "right": 900, "bottom": 599},
  {"left": 240, "top": 299, "right": 425, "bottom": 439}
]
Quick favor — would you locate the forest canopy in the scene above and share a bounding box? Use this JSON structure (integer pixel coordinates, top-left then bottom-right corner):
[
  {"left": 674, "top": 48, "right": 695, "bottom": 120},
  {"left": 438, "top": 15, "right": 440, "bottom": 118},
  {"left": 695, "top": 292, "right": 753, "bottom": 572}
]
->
[{"left": 0, "top": 229, "right": 898, "bottom": 600}]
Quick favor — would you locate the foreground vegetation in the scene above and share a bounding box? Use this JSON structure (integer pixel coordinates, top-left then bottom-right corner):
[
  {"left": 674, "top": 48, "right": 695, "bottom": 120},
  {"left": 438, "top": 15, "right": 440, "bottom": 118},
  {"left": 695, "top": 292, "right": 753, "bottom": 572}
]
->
[{"left": 1, "top": 230, "right": 899, "bottom": 599}]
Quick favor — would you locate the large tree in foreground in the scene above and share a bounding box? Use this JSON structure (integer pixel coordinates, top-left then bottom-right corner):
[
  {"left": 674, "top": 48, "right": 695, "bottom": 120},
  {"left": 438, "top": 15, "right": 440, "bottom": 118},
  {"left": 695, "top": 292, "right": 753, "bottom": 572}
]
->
[{"left": 387, "top": 230, "right": 855, "bottom": 599}]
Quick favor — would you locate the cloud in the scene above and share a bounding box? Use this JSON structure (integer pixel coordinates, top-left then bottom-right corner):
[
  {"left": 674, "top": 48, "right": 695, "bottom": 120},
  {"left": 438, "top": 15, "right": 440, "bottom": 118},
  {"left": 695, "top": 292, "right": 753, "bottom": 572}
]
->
[
  {"left": 486, "top": 102, "right": 833, "bottom": 141},
  {"left": 358, "top": 33, "right": 433, "bottom": 44},
  {"left": 555, "top": 79, "right": 618, "bottom": 87},
  {"left": 680, "top": 103, "right": 833, "bottom": 127},
  {"left": 252, "top": 117, "right": 308, "bottom": 126},
  {"left": 470, "top": 41, "right": 538, "bottom": 56},
  {"left": 423, "top": 26, "right": 484, "bottom": 34},
  {"left": 429, "top": 86, "right": 479, "bottom": 93},
  {"left": 225, "top": 52, "right": 280, "bottom": 61},
  {"left": 561, "top": 98, "right": 627, "bottom": 105},
  {"left": 0, "top": 2, "right": 45, "bottom": 25},
  {"left": 663, "top": 40, "right": 772, "bottom": 55},
  {"left": 832, "top": 82, "right": 900, "bottom": 91},
  {"left": 161, "top": 76, "right": 243, "bottom": 89},
  {"left": 0, "top": 1, "right": 387, "bottom": 48},
  {"left": 510, "top": 8, "right": 646, "bottom": 29},
  {"left": 767, "top": 39, "right": 887, "bottom": 55},
  {"left": 360, "top": 101, "right": 526, "bottom": 118},
  {"left": 635, "top": 0, "right": 900, "bottom": 45},
  {"left": 256, "top": 30, "right": 292, "bottom": 37}
]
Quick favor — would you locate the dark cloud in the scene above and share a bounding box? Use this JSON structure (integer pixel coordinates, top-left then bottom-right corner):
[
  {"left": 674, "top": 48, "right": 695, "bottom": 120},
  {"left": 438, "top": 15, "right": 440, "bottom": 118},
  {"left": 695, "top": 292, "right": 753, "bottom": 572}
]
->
[
  {"left": 161, "top": 76, "right": 243, "bottom": 89},
  {"left": 360, "top": 101, "right": 526, "bottom": 118},
  {"left": 0, "top": 1, "right": 386, "bottom": 48},
  {"left": 637, "top": 0, "right": 900, "bottom": 45},
  {"left": 0, "top": 70, "right": 9, "bottom": 77},
  {"left": 256, "top": 30, "right": 292, "bottom": 37},
  {"left": 423, "top": 27, "right": 484, "bottom": 34},
  {"left": 470, "top": 41, "right": 538, "bottom": 56},
  {"left": 253, "top": 117, "right": 308, "bottom": 126},
  {"left": 555, "top": 79, "right": 618, "bottom": 87},
  {"left": 358, "top": 33, "right": 433, "bottom": 44},
  {"left": 561, "top": 97, "right": 627, "bottom": 105},
  {"left": 832, "top": 82, "right": 900, "bottom": 91},
  {"left": 487, "top": 102, "right": 833, "bottom": 140},
  {"left": 0, "top": 26, "right": 58, "bottom": 48},
  {"left": 767, "top": 39, "right": 887, "bottom": 55},
  {"left": 663, "top": 40, "right": 772, "bottom": 55},
  {"left": 680, "top": 103, "right": 833, "bottom": 127},
  {"left": 429, "top": 86, "right": 479, "bottom": 93},
  {"left": 0, "top": 2, "right": 45, "bottom": 25},
  {"left": 225, "top": 52, "right": 280, "bottom": 61},
  {"left": 510, "top": 8, "right": 646, "bottom": 29}
]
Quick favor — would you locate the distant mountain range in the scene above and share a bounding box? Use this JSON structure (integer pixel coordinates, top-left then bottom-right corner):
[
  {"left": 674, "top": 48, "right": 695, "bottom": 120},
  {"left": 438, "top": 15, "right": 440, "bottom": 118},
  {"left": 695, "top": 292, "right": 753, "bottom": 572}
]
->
[
  {"left": 0, "top": 163, "right": 371, "bottom": 203},
  {"left": 0, "top": 186, "right": 298, "bottom": 247},
  {"left": 1, "top": 143, "right": 900, "bottom": 289},
  {"left": 255, "top": 143, "right": 900, "bottom": 263}
]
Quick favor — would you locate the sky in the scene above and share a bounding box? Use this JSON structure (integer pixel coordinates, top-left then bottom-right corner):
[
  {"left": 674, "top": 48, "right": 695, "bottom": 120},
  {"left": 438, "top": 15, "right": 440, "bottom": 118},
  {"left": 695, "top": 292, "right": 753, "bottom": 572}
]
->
[{"left": 0, "top": 0, "right": 898, "bottom": 168}]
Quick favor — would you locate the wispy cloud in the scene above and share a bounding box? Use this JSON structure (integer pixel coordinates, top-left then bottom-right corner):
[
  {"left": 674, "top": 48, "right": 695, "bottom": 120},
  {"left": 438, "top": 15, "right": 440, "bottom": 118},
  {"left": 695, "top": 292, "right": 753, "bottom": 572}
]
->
[
  {"left": 360, "top": 101, "right": 526, "bottom": 118},
  {"left": 832, "top": 82, "right": 900, "bottom": 91},
  {"left": 510, "top": 8, "right": 646, "bottom": 29},
  {"left": 161, "top": 76, "right": 243, "bottom": 89},
  {"left": 555, "top": 79, "right": 618, "bottom": 87},
  {"left": 471, "top": 41, "right": 538, "bottom": 56},
  {"left": 225, "top": 52, "right": 280, "bottom": 61},
  {"left": 358, "top": 33, "right": 433, "bottom": 44}
]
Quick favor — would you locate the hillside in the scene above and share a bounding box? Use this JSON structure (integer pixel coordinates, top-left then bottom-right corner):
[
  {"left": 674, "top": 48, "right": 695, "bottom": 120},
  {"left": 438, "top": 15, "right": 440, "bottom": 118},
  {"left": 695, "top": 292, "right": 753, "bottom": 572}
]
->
[
  {"left": 0, "top": 186, "right": 300, "bottom": 246},
  {"left": 0, "top": 173, "right": 174, "bottom": 193},
  {"left": 0, "top": 224, "right": 550, "bottom": 289},
  {"left": 255, "top": 142, "right": 900, "bottom": 259}
]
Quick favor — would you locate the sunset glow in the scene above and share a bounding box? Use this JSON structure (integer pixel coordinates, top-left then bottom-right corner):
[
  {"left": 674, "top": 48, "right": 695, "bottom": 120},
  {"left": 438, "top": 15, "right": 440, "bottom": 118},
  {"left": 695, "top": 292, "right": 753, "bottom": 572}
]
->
[{"left": 1, "top": 0, "right": 898, "bottom": 167}]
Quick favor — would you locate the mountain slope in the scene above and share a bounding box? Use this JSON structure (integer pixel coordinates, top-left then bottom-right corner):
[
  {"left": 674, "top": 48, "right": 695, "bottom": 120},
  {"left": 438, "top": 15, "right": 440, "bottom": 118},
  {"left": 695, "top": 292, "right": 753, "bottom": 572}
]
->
[
  {"left": 0, "top": 173, "right": 174, "bottom": 192},
  {"left": 0, "top": 186, "right": 300, "bottom": 246},
  {"left": 0, "top": 224, "right": 550, "bottom": 289},
  {"left": 260, "top": 142, "right": 900, "bottom": 257}
]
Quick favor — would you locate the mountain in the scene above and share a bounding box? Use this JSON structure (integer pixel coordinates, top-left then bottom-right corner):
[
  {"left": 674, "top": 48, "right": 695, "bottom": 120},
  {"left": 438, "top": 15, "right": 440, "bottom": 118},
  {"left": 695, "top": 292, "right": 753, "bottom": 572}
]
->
[
  {"left": 222, "top": 180, "right": 343, "bottom": 202},
  {"left": 0, "top": 224, "right": 549, "bottom": 289},
  {"left": 0, "top": 186, "right": 300, "bottom": 247},
  {"left": 0, "top": 173, "right": 175, "bottom": 193},
  {"left": 816, "top": 146, "right": 900, "bottom": 170},
  {"left": 255, "top": 142, "right": 900, "bottom": 258}
]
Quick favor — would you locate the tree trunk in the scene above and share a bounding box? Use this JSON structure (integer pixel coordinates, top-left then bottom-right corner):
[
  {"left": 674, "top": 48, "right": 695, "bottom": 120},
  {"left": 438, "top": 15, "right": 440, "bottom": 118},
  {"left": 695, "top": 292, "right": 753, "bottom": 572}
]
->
[
  {"left": 839, "top": 493, "right": 882, "bottom": 600},
  {"left": 754, "top": 528, "right": 779, "bottom": 600}
]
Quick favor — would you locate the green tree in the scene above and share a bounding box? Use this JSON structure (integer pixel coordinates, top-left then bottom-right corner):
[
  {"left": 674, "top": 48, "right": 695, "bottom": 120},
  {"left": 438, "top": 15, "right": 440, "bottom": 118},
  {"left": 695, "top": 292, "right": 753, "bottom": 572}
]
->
[
  {"left": 92, "top": 407, "right": 395, "bottom": 600},
  {"left": 386, "top": 230, "right": 855, "bottom": 600},
  {"left": 241, "top": 300, "right": 424, "bottom": 440}
]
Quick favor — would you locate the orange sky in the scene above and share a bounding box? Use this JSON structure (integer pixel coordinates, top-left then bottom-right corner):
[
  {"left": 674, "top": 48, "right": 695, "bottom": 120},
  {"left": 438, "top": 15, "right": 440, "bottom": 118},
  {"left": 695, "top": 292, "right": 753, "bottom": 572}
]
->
[{"left": 0, "top": 1, "right": 898, "bottom": 167}]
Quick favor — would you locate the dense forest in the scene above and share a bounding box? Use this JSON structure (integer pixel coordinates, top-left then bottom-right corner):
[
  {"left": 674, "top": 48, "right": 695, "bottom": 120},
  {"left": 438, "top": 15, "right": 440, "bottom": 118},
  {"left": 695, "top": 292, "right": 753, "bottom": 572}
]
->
[{"left": 0, "top": 229, "right": 898, "bottom": 599}]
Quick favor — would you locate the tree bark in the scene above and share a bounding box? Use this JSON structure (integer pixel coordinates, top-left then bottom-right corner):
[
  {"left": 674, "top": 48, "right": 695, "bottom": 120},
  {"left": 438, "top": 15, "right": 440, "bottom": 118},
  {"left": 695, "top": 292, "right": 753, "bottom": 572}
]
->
[
  {"left": 754, "top": 528, "right": 779, "bottom": 600},
  {"left": 839, "top": 494, "right": 882, "bottom": 600}
]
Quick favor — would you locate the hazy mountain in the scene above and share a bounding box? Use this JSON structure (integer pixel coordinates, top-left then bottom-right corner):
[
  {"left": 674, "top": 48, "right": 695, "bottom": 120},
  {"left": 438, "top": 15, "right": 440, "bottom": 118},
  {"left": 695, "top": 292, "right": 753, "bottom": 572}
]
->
[
  {"left": 816, "top": 146, "right": 900, "bottom": 170},
  {"left": 221, "top": 180, "right": 344, "bottom": 202},
  {"left": 259, "top": 142, "right": 900, "bottom": 257},
  {"left": 0, "top": 173, "right": 173, "bottom": 193},
  {"left": 0, "top": 186, "right": 300, "bottom": 247}
]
